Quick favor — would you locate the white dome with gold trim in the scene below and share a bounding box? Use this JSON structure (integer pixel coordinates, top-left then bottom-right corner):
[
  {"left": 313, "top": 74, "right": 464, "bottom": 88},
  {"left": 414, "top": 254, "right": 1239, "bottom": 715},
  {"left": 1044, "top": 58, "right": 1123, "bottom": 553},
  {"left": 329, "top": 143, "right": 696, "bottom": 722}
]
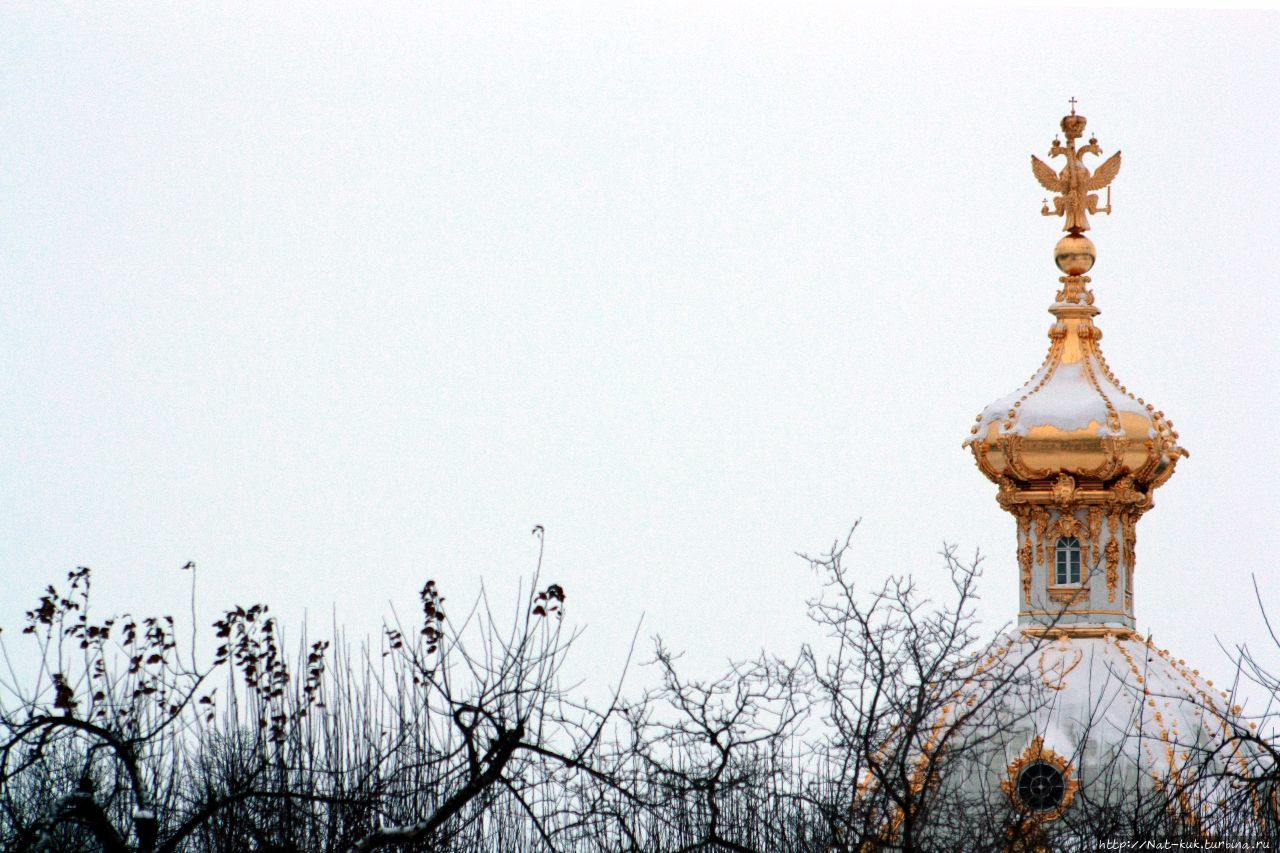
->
[{"left": 941, "top": 631, "right": 1258, "bottom": 826}]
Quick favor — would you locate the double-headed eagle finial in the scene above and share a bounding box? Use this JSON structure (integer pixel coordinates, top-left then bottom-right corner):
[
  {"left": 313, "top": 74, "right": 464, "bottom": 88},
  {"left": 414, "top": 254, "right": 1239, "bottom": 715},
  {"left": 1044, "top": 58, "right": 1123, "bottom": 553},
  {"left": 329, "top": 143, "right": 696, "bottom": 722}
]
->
[{"left": 1032, "top": 100, "right": 1122, "bottom": 234}]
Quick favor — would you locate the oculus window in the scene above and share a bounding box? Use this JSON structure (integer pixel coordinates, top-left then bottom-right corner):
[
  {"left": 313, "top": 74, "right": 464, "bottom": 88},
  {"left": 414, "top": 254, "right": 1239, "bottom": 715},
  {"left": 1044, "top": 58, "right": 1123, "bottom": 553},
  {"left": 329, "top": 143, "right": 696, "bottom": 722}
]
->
[{"left": 1016, "top": 761, "right": 1067, "bottom": 812}]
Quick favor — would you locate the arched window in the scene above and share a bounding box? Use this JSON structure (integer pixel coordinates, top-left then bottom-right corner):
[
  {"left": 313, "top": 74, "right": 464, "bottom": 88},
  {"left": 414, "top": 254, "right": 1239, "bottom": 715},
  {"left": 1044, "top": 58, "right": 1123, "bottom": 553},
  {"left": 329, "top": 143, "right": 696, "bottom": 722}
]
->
[{"left": 1055, "top": 537, "right": 1081, "bottom": 585}]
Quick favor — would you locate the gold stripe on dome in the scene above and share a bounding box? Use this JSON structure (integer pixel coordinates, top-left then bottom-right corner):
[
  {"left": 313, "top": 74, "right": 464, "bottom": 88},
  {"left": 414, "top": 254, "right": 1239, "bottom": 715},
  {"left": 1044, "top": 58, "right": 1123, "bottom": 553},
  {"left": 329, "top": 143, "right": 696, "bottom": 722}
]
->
[
  {"left": 994, "top": 485, "right": 1150, "bottom": 508},
  {"left": 1039, "top": 644, "right": 1084, "bottom": 691}
]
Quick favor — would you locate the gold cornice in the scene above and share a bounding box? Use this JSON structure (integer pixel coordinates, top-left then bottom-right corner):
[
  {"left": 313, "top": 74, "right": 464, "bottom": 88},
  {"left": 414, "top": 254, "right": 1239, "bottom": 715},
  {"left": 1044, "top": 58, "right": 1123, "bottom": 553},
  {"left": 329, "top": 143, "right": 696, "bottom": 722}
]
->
[
  {"left": 1020, "top": 607, "right": 1132, "bottom": 617},
  {"left": 1049, "top": 300, "right": 1098, "bottom": 321},
  {"left": 987, "top": 484, "right": 1152, "bottom": 509},
  {"left": 1021, "top": 625, "right": 1136, "bottom": 640}
]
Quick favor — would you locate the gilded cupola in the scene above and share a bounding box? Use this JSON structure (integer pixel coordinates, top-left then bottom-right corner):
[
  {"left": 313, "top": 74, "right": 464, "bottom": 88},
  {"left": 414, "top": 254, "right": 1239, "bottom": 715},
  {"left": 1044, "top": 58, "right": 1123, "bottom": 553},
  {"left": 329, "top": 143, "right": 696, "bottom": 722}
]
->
[
  {"left": 963, "top": 104, "right": 1186, "bottom": 635},
  {"left": 861, "top": 106, "right": 1252, "bottom": 837},
  {"left": 921, "top": 106, "right": 1258, "bottom": 837},
  {"left": 965, "top": 263, "right": 1185, "bottom": 499}
]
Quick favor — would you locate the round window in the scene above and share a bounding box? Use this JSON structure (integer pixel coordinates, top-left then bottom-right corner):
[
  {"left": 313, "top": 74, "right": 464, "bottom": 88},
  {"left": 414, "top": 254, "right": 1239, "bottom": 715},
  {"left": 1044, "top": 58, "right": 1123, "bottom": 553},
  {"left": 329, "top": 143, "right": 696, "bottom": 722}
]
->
[{"left": 1016, "top": 760, "right": 1066, "bottom": 812}]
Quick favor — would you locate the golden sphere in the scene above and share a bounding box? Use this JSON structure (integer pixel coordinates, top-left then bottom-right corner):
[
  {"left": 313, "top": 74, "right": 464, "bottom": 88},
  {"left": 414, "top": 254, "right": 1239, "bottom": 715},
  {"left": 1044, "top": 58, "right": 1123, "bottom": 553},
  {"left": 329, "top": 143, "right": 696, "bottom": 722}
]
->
[{"left": 1055, "top": 234, "right": 1096, "bottom": 275}]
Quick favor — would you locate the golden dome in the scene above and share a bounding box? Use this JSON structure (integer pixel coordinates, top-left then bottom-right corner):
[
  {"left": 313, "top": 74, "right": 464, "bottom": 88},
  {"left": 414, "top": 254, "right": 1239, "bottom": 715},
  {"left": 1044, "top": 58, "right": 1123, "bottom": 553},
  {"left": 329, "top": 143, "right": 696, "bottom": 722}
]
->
[
  {"left": 965, "top": 105, "right": 1186, "bottom": 505},
  {"left": 964, "top": 294, "right": 1185, "bottom": 497}
]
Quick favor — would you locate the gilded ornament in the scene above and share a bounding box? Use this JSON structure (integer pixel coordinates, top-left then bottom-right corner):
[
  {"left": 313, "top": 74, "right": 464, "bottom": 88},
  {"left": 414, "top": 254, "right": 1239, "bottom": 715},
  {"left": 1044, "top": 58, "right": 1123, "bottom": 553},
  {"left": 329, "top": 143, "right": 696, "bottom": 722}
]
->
[
  {"left": 1031, "top": 105, "right": 1121, "bottom": 235},
  {"left": 1051, "top": 473, "right": 1076, "bottom": 506},
  {"left": 1018, "top": 540, "right": 1034, "bottom": 604},
  {"left": 1105, "top": 537, "right": 1120, "bottom": 603},
  {"left": 1048, "top": 510, "right": 1082, "bottom": 542},
  {"left": 1048, "top": 586, "right": 1087, "bottom": 606},
  {"left": 1016, "top": 511, "right": 1031, "bottom": 541},
  {"left": 1054, "top": 275, "right": 1096, "bottom": 306},
  {"left": 1087, "top": 507, "right": 1103, "bottom": 565},
  {"left": 1001, "top": 736, "right": 1080, "bottom": 822},
  {"left": 1054, "top": 234, "right": 1096, "bottom": 276},
  {"left": 997, "top": 477, "right": 1025, "bottom": 510},
  {"left": 1108, "top": 474, "right": 1144, "bottom": 507},
  {"left": 1122, "top": 513, "right": 1136, "bottom": 570},
  {"left": 1039, "top": 645, "right": 1084, "bottom": 691},
  {"left": 1033, "top": 508, "right": 1050, "bottom": 566}
]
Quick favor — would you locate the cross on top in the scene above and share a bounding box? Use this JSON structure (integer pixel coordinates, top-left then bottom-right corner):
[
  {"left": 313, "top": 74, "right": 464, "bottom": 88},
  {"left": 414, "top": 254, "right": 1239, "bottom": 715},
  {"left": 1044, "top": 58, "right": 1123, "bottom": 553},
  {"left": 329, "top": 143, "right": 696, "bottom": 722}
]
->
[{"left": 1069, "top": 96, "right": 1078, "bottom": 115}]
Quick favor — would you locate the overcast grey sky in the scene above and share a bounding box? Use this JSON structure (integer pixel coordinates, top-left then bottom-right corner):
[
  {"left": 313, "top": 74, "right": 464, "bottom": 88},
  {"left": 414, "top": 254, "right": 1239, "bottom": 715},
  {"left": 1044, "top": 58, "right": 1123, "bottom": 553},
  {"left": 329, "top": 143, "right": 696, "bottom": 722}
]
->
[{"left": 4, "top": 6, "right": 1279, "bottom": 702}]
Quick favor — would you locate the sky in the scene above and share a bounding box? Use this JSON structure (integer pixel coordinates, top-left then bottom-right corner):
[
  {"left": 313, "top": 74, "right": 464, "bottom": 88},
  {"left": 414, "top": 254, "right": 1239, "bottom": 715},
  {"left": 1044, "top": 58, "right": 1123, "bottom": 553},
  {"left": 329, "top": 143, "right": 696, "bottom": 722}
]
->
[{"left": 3, "top": 6, "right": 1280, "bottom": 709}]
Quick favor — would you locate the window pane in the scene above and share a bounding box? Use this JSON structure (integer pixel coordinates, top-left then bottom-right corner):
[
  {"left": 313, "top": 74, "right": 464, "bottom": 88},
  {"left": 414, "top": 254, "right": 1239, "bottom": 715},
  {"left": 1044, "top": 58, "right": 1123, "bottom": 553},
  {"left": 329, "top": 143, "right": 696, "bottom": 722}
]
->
[{"left": 1055, "top": 537, "right": 1081, "bottom": 585}]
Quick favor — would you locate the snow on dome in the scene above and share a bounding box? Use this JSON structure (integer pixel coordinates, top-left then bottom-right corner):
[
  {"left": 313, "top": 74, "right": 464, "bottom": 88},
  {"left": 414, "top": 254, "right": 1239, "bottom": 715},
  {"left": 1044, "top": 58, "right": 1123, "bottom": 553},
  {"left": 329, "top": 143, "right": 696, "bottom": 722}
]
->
[{"left": 965, "top": 303, "right": 1184, "bottom": 489}]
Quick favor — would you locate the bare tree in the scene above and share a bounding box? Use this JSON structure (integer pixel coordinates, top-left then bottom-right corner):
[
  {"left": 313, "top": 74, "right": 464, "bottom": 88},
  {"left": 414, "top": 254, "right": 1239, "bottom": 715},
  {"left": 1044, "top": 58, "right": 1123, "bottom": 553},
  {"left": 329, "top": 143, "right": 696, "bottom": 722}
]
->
[
  {"left": 780, "top": 527, "right": 1051, "bottom": 849},
  {"left": 3, "top": 525, "right": 1278, "bottom": 852},
  {"left": 0, "top": 530, "right": 637, "bottom": 852}
]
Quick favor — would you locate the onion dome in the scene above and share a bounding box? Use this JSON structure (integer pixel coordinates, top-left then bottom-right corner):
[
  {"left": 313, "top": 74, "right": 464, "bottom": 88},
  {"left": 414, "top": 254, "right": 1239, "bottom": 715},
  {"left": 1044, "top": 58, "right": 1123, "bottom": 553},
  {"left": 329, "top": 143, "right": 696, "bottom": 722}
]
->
[
  {"left": 964, "top": 262, "right": 1185, "bottom": 498},
  {"left": 963, "top": 111, "right": 1186, "bottom": 508}
]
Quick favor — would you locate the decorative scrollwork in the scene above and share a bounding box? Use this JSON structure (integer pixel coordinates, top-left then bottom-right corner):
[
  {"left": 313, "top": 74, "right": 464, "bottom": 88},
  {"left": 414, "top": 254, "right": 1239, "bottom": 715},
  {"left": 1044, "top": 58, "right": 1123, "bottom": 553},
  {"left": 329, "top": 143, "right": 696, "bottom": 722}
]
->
[
  {"left": 1087, "top": 507, "right": 1103, "bottom": 566},
  {"left": 1052, "top": 473, "right": 1076, "bottom": 507},
  {"left": 1034, "top": 508, "right": 1050, "bottom": 567},
  {"left": 1108, "top": 474, "right": 1145, "bottom": 507},
  {"left": 1122, "top": 513, "right": 1136, "bottom": 571},
  {"left": 1048, "top": 510, "right": 1083, "bottom": 542},
  {"left": 1105, "top": 537, "right": 1120, "bottom": 603},
  {"left": 1019, "top": 540, "right": 1034, "bottom": 605},
  {"left": 1040, "top": 643, "right": 1084, "bottom": 691}
]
